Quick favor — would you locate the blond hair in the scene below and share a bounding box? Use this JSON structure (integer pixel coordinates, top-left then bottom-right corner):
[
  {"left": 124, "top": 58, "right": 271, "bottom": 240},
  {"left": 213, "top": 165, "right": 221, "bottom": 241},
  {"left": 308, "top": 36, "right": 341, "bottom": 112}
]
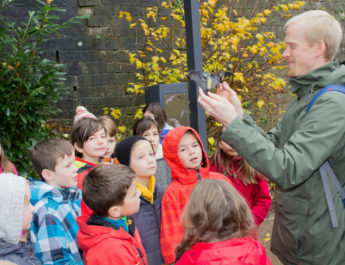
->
[
  {"left": 99, "top": 115, "right": 117, "bottom": 138},
  {"left": 285, "top": 10, "right": 342, "bottom": 60},
  {"left": 175, "top": 179, "right": 255, "bottom": 260}
]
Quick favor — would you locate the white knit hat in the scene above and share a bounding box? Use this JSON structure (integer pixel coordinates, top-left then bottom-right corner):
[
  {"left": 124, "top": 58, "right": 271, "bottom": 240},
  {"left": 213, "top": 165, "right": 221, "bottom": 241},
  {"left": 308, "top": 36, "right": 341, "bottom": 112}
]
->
[{"left": 0, "top": 173, "right": 26, "bottom": 244}]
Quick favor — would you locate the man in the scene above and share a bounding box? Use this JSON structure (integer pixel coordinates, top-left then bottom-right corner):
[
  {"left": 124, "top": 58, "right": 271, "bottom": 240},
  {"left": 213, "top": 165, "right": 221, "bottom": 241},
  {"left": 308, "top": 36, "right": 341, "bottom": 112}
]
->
[{"left": 198, "top": 10, "right": 345, "bottom": 265}]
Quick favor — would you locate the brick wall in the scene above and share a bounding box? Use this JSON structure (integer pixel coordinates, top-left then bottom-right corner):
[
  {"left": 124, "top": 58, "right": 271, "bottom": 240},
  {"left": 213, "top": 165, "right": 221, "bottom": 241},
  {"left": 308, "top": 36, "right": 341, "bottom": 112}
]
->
[{"left": 2, "top": 0, "right": 345, "bottom": 125}]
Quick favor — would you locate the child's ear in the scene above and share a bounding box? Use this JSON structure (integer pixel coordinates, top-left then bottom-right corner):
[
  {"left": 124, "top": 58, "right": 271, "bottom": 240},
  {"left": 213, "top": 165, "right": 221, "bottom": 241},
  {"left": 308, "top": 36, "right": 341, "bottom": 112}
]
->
[
  {"left": 41, "top": 169, "right": 53, "bottom": 182},
  {"left": 108, "top": 205, "right": 122, "bottom": 219},
  {"left": 73, "top": 143, "right": 83, "bottom": 154}
]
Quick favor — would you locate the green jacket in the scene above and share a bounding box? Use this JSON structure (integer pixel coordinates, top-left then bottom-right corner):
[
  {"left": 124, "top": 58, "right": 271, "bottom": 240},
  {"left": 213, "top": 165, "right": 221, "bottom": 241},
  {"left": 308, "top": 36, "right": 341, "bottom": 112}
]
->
[{"left": 222, "top": 60, "right": 345, "bottom": 265}]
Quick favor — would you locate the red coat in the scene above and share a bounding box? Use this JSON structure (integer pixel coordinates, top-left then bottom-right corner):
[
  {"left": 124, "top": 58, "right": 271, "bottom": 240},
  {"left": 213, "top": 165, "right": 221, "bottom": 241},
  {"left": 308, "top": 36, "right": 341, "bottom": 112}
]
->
[
  {"left": 75, "top": 157, "right": 97, "bottom": 217},
  {"left": 175, "top": 237, "right": 272, "bottom": 265},
  {"left": 210, "top": 157, "right": 271, "bottom": 225},
  {"left": 77, "top": 215, "right": 147, "bottom": 265},
  {"left": 160, "top": 127, "right": 231, "bottom": 264}
]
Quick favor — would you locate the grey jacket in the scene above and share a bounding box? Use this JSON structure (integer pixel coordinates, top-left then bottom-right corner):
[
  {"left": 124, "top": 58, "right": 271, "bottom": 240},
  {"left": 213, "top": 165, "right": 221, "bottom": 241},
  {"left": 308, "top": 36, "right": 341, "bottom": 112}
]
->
[
  {"left": 156, "top": 158, "right": 172, "bottom": 191},
  {"left": 0, "top": 238, "right": 41, "bottom": 265},
  {"left": 222, "top": 60, "right": 345, "bottom": 265}
]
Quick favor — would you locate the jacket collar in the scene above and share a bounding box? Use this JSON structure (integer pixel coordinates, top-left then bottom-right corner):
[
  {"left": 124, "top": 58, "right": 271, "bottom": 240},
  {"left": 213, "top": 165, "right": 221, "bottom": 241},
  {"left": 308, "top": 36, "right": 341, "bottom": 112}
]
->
[{"left": 287, "top": 60, "right": 345, "bottom": 99}]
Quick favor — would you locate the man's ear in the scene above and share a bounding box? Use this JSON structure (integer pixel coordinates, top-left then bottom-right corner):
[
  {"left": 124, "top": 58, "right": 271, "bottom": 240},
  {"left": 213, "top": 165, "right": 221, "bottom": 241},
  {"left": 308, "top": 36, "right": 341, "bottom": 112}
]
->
[
  {"left": 73, "top": 143, "right": 83, "bottom": 154},
  {"left": 41, "top": 169, "right": 53, "bottom": 182},
  {"left": 107, "top": 205, "right": 122, "bottom": 219},
  {"left": 315, "top": 41, "right": 327, "bottom": 58}
]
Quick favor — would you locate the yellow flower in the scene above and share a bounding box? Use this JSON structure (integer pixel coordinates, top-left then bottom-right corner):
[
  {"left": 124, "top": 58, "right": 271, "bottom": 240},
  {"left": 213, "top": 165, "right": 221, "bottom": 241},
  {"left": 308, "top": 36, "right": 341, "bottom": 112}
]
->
[
  {"left": 208, "top": 137, "right": 215, "bottom": 146},
  {"left": 118, "top": 11, "right": 132, "bottom": 22},
  {"left": 257, "top": 100, "right": 264, "bottom": 109},
  {"left": 117, "top": 126, "right": 127, "bottom": 133},
  {"left": 46, "top": 0, "right": 53, "bottom": 5},
  {"left": 110, "top": 108, "right": 121, "bottom": 120}
]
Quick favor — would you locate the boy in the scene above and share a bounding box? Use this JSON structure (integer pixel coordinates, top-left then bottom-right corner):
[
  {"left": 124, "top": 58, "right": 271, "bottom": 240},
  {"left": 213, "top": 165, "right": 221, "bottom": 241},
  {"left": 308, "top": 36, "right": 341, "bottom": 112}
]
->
[
  {"left": 29, "top": 139, "right": 83, "bottom": 264},
  {"left": 160, "top": 127, "right": 231, "bottom": 264},
  {"left": 77, "top": 164, "right": 147, "bottom": 265},
  {"left": 115, "top": 136, "right": 163, "bottom": 265}
]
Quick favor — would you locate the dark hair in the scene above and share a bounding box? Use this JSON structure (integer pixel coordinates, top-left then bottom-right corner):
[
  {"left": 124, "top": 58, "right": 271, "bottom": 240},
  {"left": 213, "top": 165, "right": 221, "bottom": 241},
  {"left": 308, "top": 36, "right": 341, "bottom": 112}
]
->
[
  {"left": 82, "top": 164, "right": 136, "bottom": 217},
  {"left": 71, "top": 118, "right": 106, "bottom": 157},
  {"left": 30, "top": 139, "right": 74, "bottom": 179},
  {"left": 132, "top": 116, "right": 160, "bottom": 136},
  {"left": 175, "top": 179, "right": 255, "bottom": 261},
  {"left": 143, "top": 102, "right": 167, "bottom": 131}
]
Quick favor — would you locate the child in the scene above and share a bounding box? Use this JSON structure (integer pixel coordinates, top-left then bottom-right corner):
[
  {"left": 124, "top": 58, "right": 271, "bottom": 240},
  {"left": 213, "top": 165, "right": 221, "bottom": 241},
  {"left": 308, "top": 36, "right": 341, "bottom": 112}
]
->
[
  {"left": 115, "top": 136, "right": 163, "bottom": 265},
  {"left": 175, "top": 179, "right": 272, "bottom": 265},
  {"left": 143, "top": 102, "right": 173, "bottom": 144},
  {"left": 0, "top": 144, "right": 18, "bottom": 174},
  {"left": 210, "top": 126, "right": 271, "bottom": 226},
  {"left": 71, "top": 107, "right": 107, "bottom": 217},
  {"left": 98, "top": 115, "right": 118, "bottom": 163},
  {"left": 0, "top": 173, "right": 41, "bottom": 264},
  {"left": 71, "top": 107, "right": 107, "bottom": 188},
  {"left": 133, "top": 117, "right": 172, "bottom": 191},
  {"left": 29, "top": 139, "right": 83, "bottom": 264},
  {"left": 160, "top": 126, "right": 231, "bottom": 264},
  {"left": 77, "top": 164, "right": 147, "bottom": 265}
]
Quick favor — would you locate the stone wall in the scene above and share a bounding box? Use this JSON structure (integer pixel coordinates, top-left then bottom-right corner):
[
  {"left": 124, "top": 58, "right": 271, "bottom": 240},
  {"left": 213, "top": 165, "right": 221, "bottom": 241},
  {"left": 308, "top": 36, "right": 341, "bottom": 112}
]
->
[{"left": 2, "top": 0, "right": 345, "bottom": 125}]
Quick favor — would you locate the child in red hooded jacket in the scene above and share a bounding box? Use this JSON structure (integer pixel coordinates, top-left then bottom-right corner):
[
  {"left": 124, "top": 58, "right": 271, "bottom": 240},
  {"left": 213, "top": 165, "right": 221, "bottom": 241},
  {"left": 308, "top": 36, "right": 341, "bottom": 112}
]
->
[
  {"left": 175, "top": 179, "right": 272, "bottom": 265},
  {"left": 160, "top": 127, "right": 231, "bottom": 264}
]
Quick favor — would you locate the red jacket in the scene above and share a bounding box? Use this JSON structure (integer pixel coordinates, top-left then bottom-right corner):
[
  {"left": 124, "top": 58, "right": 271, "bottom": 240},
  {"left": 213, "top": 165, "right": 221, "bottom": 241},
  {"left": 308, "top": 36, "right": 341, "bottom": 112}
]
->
[
  {"left": 175, "top": 237, "right": 272, "bottom": 265},
  {"left": 160, "top": 127, "right": 231, "bottom": 264},
  {"left": 75, "top": 157, "right": 98, "bottom": 217},
  {"left": 210, "top": 157, "right": 271, "bottom": 225},
  {"left": 77, "top": 215, "right": 147, "bottom": 265}
]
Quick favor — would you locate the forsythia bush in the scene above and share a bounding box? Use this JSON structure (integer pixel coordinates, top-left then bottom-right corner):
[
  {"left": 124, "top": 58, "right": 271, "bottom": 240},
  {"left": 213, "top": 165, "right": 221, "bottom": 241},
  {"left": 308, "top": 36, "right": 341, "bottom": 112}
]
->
[{"left": 119, "top": 0, "right": 305, "bottom": 151}]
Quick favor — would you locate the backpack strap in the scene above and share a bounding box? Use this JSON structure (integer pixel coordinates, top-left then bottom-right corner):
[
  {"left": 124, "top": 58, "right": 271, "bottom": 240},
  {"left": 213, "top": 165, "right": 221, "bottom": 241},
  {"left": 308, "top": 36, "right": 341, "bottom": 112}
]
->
[
  {"left": 320, "top": 162, "right": 345, "bottom": 228},
  {"left": 306, "top": 84, "right": 345, "bottom": 227},
  {"left": 306, "top": 84, "right": 345, "bottom": 113}
]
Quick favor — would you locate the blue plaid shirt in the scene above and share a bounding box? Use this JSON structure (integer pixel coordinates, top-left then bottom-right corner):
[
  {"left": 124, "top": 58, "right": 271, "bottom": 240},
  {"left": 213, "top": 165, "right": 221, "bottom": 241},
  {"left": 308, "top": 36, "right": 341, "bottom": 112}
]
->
[{"left": 29, "top": 180, "right": 83, "bottom": 264}]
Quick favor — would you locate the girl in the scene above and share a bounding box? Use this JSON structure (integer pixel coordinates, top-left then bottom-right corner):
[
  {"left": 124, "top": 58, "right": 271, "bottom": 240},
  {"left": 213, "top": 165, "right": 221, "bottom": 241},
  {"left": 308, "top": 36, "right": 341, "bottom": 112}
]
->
[
  {"left": 0, "top": 144, "right": 18, "bottom": 174},
  {"left": 210, "top": 127, "right": 271, "bottom": 226},
  {"left": 160, "top": 127, "right": 231, "bottom": 264},
  {"left": 0, "top": 173, "right": 41, "bottom": 264},
  {"left": 133, "top": 117, "right": 172, "bottom": 190},
  {"left": 175, "top": 179, "right": 272, "bottom": 265},
  {"left": 143, "top": 102, "right": 173, "bottom": 144},
  {"left": 115, "top": 136, "right": 163, "bottom": 265}
]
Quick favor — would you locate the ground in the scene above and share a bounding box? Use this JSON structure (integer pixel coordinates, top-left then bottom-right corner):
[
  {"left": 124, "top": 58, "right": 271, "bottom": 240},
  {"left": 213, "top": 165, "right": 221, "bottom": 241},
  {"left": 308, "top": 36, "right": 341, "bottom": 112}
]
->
[{"left": 258, "top": 208, "right": 283, "bottom": 265}]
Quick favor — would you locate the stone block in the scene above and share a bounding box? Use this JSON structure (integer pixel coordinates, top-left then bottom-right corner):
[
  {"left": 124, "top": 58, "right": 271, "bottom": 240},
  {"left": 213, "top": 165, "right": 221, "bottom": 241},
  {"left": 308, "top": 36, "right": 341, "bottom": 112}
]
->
[
  {"left": 95, "top": 38, "right": 120, "bottom": 50},
  {"left": 88, "top": 15, "right": 114, "bottom": 26},
  {"left": 78, "top": 0, "right": 101, "bottom": 7}
]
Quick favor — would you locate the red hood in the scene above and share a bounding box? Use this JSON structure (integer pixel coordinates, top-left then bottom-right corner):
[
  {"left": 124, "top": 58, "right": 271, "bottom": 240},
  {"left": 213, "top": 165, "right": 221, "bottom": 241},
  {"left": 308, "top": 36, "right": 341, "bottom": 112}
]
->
[
  {"left": 176, "top": 237, "right": 272, "bottom": 265},
  {"left": 162, "top": 126, "right": 210, "bottom": 185},
  {"left": 77, "top": 215, "right": 132, "bottom": 251}
]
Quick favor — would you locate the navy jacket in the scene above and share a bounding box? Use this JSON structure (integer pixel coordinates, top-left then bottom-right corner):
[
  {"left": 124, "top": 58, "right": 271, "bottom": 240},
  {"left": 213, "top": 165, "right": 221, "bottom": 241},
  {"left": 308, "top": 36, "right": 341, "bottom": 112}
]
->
[{"left": 131, "top": 186, "right": 163, "bottom": 265}]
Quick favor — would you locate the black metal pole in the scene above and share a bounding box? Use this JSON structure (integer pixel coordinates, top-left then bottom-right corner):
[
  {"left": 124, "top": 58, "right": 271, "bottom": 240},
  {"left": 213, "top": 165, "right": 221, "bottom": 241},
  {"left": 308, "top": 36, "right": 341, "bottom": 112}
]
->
[{"left": 184, "top": 0, "right": 208, "bottom": 153}]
